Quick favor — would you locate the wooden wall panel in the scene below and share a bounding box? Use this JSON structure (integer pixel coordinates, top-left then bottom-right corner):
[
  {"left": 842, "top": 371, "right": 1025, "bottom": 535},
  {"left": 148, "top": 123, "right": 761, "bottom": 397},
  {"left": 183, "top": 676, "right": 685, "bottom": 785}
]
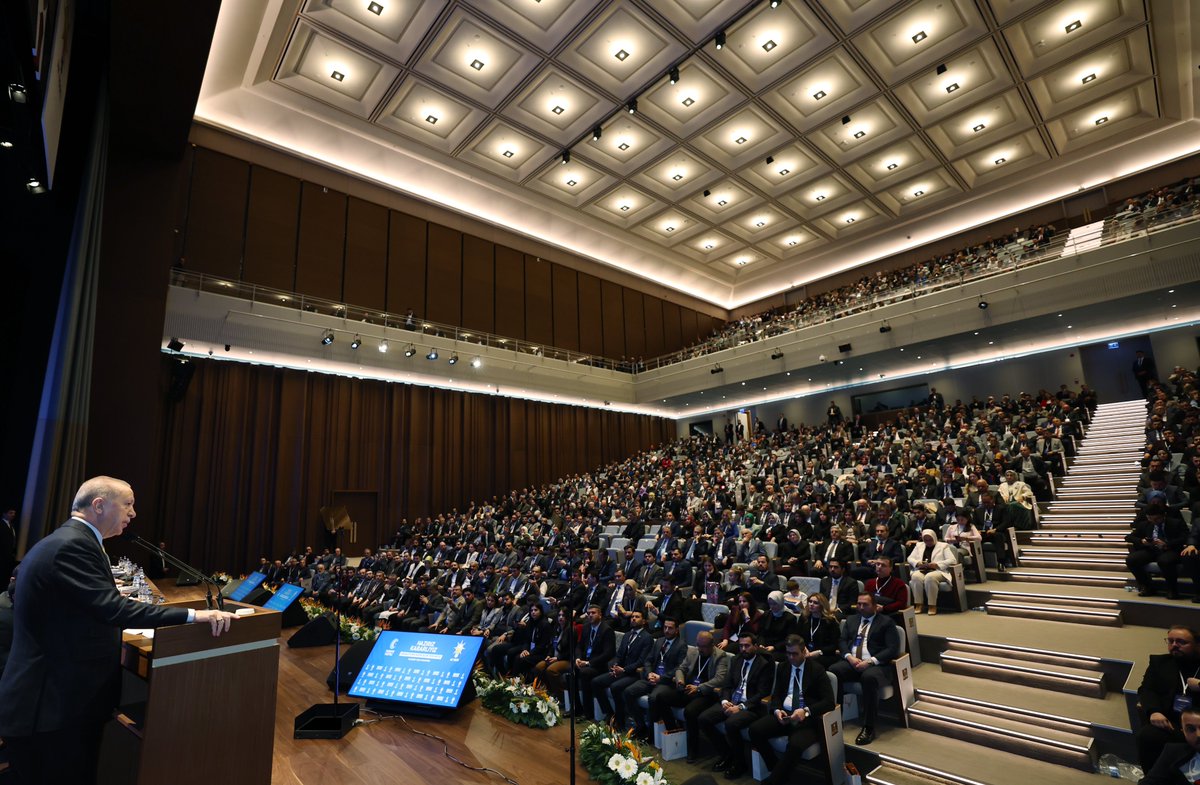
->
[
  {"left": 622, "top": 288, "right": 646, "bottom": 359},
  {"left": 551, "top": 265, "right": 580, "bottom": 352},
  {"left": 387, "top": 213, "right": 427, "bottom": 316},
  {"left": 295, "top": 182, "right": 347, "bottom": 299},
  {"left": 643, "top": 296, "right": 665, "bottom": 357},
  {"left": 662, "top": 301, "right": 682, "bottom": 353},
  {"left": 577, "top": 273, "right": 604, "bottom": 356},
  {"left": 601, "top": 280, "right": 625, "bottom": 359},
  {"left": 183, "top": 148, "right": 248, "bottom": 279},
  {"left": 524, "top": 255, "right": 553, "bottom": 347},
  {"left": 425, "top": 224, "right": 463, "bottom": 326},
  {"left": 242, "top": 167, "right": 301, "bottom": 291},
  {"left": 493, "top": 246, "right": 524, "bottom": 340},
  {"left": 343, "top": 197, "right": 388, "bottom": 311},
  {"left": 680, "top": 308, "right": 699, "bottom": 347},
  {"left": 461, "top": 235, "right": 495, "bottom": 334}
]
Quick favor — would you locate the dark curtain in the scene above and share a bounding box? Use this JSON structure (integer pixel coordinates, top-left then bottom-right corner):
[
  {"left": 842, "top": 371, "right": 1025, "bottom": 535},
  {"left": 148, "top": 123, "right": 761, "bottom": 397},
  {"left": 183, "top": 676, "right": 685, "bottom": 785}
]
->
[{"left": 153, "top": 357, "right": 674, "bottom": 571}]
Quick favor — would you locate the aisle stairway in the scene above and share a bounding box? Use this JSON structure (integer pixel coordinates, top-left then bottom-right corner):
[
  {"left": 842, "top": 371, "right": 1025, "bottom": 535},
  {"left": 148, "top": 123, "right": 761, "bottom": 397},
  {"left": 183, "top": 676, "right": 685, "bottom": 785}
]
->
[{"left": 998, "top": 400, "right": 1146, "bottom": 600}]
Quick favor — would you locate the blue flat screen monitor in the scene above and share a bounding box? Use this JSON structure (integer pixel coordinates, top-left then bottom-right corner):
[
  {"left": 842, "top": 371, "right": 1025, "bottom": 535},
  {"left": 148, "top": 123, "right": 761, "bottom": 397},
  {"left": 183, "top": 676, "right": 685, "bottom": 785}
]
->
[
  {"left": 348, "top": 631, "right": 483, "bottom": 714},
  {"left": 263, "top": 583, "right": 303, "bottom": 611},
  {"left": 229, "top": 571, "right": 266, "bottom": 602}
]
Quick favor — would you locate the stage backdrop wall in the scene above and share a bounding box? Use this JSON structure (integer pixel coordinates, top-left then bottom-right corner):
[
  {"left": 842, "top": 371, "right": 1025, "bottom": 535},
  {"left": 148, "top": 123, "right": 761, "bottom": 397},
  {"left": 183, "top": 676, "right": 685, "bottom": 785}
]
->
[{"left": 153, "top": 356, "right": 674, "bottom": 571}]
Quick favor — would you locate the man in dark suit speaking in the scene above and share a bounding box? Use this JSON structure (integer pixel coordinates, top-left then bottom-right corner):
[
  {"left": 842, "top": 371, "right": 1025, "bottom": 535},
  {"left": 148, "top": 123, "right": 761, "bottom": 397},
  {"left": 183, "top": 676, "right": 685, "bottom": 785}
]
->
[{"left": 0, "top": 476, "right": 238, "bottom": 784}]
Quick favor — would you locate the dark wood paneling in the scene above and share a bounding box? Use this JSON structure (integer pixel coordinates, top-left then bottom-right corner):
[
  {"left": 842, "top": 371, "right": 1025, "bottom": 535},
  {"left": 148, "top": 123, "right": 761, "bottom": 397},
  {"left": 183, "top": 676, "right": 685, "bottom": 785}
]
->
[
  {"left": 295, "top": 182, "right": 346, "bottom": 299},
  {"left": 425, "top": 224, "right": 463, "bottom": 326},
  {"left": 662, "top": 300, "right": 682, "bottom": 354},
  {"left": 643, "top": 296, "right": 664, "bottom": 357},
  {"left": 183, "top": 148, "right": 248, "bottom": 279},
  {"left": 494, "top": 246, "right": 524, "bottom": 339},
  {"left": 525, "top": 254, "right": 553, "bottom": 347},
  {"left": 343, "top": 197, "right": 388, "bottom": 311},
  {"left": 552, "top": 265, "right": 579, "bottom": 352},
  {"left": 387, "top": 212, "right": 427, "bottom": 316},
  {"left": 601, "top": 280, "right": 625, "bottom": 359},
  {"left": 622, "top": 288, "right": 646, "bottom": 359},
  {"left": 243, "top": 167, "right": 301, "bottom": 291},
  {"left": 699, "top": 314, "right": 722, "bottom": 343},
  {"left": 577, "top": 272, "right": 604, "bottom": 356},
  {"left": 680, "top": 308, "right": 699, "bottom": 347},
  {"left": 461, "top": 235, "right": 495, "bottom": 334}
]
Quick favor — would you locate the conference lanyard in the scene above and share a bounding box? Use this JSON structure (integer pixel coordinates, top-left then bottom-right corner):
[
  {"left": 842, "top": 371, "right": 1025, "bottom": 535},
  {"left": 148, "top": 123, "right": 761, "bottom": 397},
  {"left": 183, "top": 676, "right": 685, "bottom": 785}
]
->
[{"left": 693, "top": 655, "right": 710, "bottom": 684}]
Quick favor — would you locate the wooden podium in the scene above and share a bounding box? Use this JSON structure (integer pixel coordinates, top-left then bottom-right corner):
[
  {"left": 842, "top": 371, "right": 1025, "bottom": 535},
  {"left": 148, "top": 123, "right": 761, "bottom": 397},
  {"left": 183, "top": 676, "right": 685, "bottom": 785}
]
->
[{"left": 100, "top": 599, "right": 282, "bottom": 785}]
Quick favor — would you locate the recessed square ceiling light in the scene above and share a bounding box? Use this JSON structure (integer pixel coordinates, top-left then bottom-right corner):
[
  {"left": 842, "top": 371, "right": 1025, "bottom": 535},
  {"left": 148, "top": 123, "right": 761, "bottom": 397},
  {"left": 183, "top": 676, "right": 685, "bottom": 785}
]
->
[
  {"left": 717, "top": 199, "right": 728, "bottom": 206},
  {"left": 735, "top": 136, "right": 748, "bottom": 144},
  {"left": 367, "top": 1, "right": 383, "bottom": 15},
  {"left": 914, "top": 189, "right": 925, "bottom": 196},
  {"left": 973, "top": 123, "right": 985, "bottom": 132},
  {"left": 617, "top": 142, "right": 630, "bottom": 151},
  {"left": 945, "top": 82, "right": 959, "bottom": 93},
  {"left": 665, "top": 225, "right": 675, "bottom": 232},
  {"left": 813, "top": 90, "right": 826, "bottom": 100},
  {"left": 551, "top": 105, "right": 564, "bottom": 115},
  {"left": 994, "top": 157, "right": 1005, "bottom": 165},
  {"left": 619, "top": 204, "right": 630, "bottom": 211},
  {"left": 815, "top": 194, "right": 826, "bottom": 201},
  {"left": 331, "top": 70, "right": 346, "bottom": 82},
  {"left": 853, "top": 130, "right": 865, "bottom": 139},
  {"left": 615, "top": 49, "right": 630, "bottom": 61},
  {"left": 1095, "top": 116, "right": 1108, "bottom": 125},
  {"left": 886, "top": 162, "right": 898, "bottom": 170},
  {"left": 762, "top": 40, "right": 776, "bottom": 52},
  {"left": 671, "top": 173, "right": 683, "bottom": 181},
  {"left": 1065, "top": 20, "right": 1081, "bottom": 33},
  {"left": 704, "top": 242, "right": 714, "bottom": 249},
  {"left": 778, "top": 168, "right": 789, "bottom": 176},
  {"left": 787, "top": 239, "right": 797, "bottom": 246},
  {"left": 566, "top": 179, "right": 577, "bottom": 187},
  {"left": 681, "top": 96, "right": 695, "bottom": 107},
  {"left": 425, "top": 114, "right": 438, "bottom": 125},
  {"left": 912, "top": 31, "right": 927, "bottom": 43},
  {"left": 470, "top": 59, "right": 484, "bottom": 71},
  {"left": 1082, "top": 73, "right": 1096, "bottom": 84},
  {"left": 755, "top": 220, "right": 766, "bottom": 227},
  {"left": 845, "top": 217, "right": 856, "bottom": 223},
  {"left": 502, "top": 149, "right": 514, "bottom": 158},
  {"left": 737, "top": 259, "right": 749, "bottom": 266}
]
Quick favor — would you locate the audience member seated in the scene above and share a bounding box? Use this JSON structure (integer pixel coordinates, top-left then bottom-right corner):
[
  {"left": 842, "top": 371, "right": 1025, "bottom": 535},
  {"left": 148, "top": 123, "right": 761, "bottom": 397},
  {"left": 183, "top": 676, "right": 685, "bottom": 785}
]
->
[
  {"left": 592, "top": 609, "right": 653, "bottom": 728},
  {"left": 1137, "top": 625, "right": 1200, "bottom": 772},
  {"left": 719, "top": 592, "right": 763, "bottom": 652},
  {"left": 781, "top": 579, "right": 807, "bottom": 614},
  {"left": 819, "top": 558, "right": 858, "bottom": 617},
  {"left": 697, "top": 632, "right": 774, "bottom": 778},
  {"left": 907, "top": 530, "right": 959, "bottom": 615},
  {"left": 657, "top": 629, "right": 731, "bottom": 764},
  {"left": 624, "top": 617, "right": 688, "bottom": 741},
  {"left": 865, "top": 557, "right": 909, "bottom": 616},
  {"left": 972, "top": 491, "right": 1013, "bottom": 570},
  {"left": 853, "top": 523, "right": 905, "bottom": 581},
  {"left": 758, "top": 591, "right": 798, "bottom": 661},
  {"left": 571, "top": 605, "right": 616, "bottom": 719},
  {"left": 829, "top": 593, "right": 900, "bottom": 746},
  {"left": 1127, "top": 503, "right": 1187, "bottom": 599},
  {"left": 800, "top": 593, "right": 842, "bottom": 670}
]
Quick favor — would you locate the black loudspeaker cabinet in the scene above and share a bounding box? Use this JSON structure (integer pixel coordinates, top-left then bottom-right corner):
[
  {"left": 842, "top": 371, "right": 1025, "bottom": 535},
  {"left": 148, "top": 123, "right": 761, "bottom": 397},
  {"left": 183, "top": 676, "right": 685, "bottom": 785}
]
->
[
  {"left": 279, "top": 599, "right": 308, "bottom": 628},
  {"left": 326, "top": 640, "right": 375, "bottom": 694},
  {"left": 242, "top": 586, "right": 274, "bottom": 607},
  {"left": 288, "top": 614, "right": 338, "bottom": 648}
]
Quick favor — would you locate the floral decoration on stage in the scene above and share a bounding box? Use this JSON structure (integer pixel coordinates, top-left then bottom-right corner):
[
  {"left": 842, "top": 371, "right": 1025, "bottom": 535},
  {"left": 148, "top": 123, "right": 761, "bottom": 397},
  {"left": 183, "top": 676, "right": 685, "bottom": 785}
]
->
[
  {"left": 297, "top": 598, "right": 377, "bottom": 642},
  {"left": 211, "top": 572, "right": 233, "bottom": 586},
  {"left": 472, "top": 670, "right": 562, "bottom": 729},
  {"left": 578, "top": 722, "right": 670, "bottom": 785}
]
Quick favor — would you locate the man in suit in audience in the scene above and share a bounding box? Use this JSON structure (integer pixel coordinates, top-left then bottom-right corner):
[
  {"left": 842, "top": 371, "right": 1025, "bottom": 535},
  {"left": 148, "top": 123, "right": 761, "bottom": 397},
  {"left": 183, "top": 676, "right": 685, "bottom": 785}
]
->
[
  {"left": 697, "top": 631, "right": 774, "bottom": 778},
  {"left": 1128, "top": 502, "right": 1188, "bottom": 598},
  {"left": 624, "top": 617, "right": 689, "bottom": 741},
  {"left": 811, "top": 526, "right": 854, "bottom": 578},
  {"left": 748, "top": 634, "right": 836, "bottom": 785},
  {"left": 1136, "top": 625, "right": 1200, "bottom": 771},
  {"left": 0, "top": 476, "right": 237, "bottom": 784},
  {"left": 854, "top": 523, "right": 905, "bottom": 581},
  {"left": 829, "top": 593, "right": 900, "bottom": 745},
  {"left": 1134, "top": 350, "right": 1158, "bottom": 397},
  {"left": 819, "top": 558, "right": 859, "bottom": 616},
  {"left": 972, "top": 491, "right": 1013, "bottom": 570},
  {"left": 572, "top": 604, "right": 617, "bottom": 719},
  {"left": 657, "top": 629, "right": 731, "bottom": 764},
  {"left": 1141, "top": 707, "right": 1200, "bottom": 784},
  {"left": 592, "top": 610, "right": 653, "bottom": 728}
]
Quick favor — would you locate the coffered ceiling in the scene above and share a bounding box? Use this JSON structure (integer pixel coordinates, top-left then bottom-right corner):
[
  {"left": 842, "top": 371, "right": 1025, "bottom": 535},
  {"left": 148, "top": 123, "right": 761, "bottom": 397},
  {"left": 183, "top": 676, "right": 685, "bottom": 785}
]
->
[{"left": 196, "top": 0, "right": 1200, "bottom": 308}]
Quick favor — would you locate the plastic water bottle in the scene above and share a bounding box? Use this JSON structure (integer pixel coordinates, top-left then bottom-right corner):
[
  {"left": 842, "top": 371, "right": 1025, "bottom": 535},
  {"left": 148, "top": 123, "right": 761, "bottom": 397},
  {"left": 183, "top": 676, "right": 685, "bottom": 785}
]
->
[{"left": 1098, "top": 753, "right": 1142, "bottom": 780}]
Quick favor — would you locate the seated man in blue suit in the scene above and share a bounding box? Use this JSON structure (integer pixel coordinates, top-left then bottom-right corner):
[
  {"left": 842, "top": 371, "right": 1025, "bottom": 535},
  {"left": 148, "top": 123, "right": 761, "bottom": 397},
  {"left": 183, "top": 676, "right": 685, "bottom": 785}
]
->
[{"left": 828, "top": 592, "right": 900, "bottom": 745}]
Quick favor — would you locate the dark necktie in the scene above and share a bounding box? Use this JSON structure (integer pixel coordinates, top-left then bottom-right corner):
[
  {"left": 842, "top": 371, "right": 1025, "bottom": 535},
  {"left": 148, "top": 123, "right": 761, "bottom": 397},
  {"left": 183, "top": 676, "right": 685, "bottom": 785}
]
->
[{"left": 791, "top": 666, "right": 802, "bottom": 709}]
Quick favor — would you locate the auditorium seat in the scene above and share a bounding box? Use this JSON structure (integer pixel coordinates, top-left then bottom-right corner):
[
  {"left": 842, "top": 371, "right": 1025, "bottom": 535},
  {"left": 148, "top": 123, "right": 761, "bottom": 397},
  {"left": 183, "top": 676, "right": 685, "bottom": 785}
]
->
[
  {"left": 749, "top": 670, "right": 845, "bottom": 784},
  {"left": 682, "top": 619, "right": 712, "bottom": 646},
  {"left": 840, "top": 623, "right": 912, "bottom": 725}
]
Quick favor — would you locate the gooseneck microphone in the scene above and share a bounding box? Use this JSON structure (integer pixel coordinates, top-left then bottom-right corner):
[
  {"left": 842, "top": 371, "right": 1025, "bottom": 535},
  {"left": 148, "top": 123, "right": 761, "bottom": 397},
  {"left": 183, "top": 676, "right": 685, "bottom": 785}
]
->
[{"left": 121, "top": 533, "right": 225, "bottom": 611}]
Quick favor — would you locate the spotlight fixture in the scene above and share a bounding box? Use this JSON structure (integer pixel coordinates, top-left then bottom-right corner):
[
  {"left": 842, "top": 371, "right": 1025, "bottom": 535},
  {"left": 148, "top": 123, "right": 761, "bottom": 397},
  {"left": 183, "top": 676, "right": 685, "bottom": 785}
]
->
[
  {"left": 592, "top": 125, "right": 602, "bottom": 141},
  {"left": 7, "top": 84, "right": 28, "bottom": 103},
  {"left": 913, "top": 189, "right": 924, "bottom": 196},
  {"left": 714, "top": 31, "right": 726, "bottom": 50},
  {"left": 618, "top": 141, "right": 630, "bottom": 150},
  {"left": 973, "top": 123, "right": 985, "bottom": 132},
  {"left": 1064, "top": 20, "right": 1081, "bottom": 33},
  {"left": 448, "top": 353, "right": 458, "bottom": 365},
  {"left": 1082, "top": 73, "right": 1096, "bottom": 84},
  {"left": 0, "top": 140, "right": 11, "bottom": 148},
  {"left": 771, "top": 350, "right": 784, "bottom": 360},
  {"left": 1095, "top": 116, "right": 1108, "bottom": 125},
  {"left": 566, "top": 179, "right": 577, "bottom": 187},
  {"left": 330, "top": 70, "right": 345, "bottom": 82},
  {"left": 879, "top": 323, "right": 892, "bottom": 333},
  {"left": 25, "top": 177, "right": 46, "bottom": 194},
  {"left": 936, "top": 63, "right": 947, "bottom": 75},
  {"left": 669, "top": 65, "right": 679, "bottom": 84},
  {"left": 470, "top": 59, "right": 485, "bottom": 71},
  {"left": 615, "top": 49, "right": 630, "bottom": 61},
  {"left": 502, "top": 149, "right": 514, "bottom": 158},
  {"left": 762, "top": 39, "right": 776, "bottom": 52},
  {"left": 853, "top": 130, "right": 865, "bottom": 139},
  {"left": 167, "top": 338, "right": 185, "bottom": 353},
  {"left": 351, "top": 335, "right": 361, "bottom": 349},
  {"left": 551, "top": 105, "right": 564, "bottom": 115},
  {"left": 404, "top": 344, "right": 416, "bottom": 357},
  {"left": 735, "top": 135, "right": 747, "bottom": 144},
  {"left": 321, "top": 330, "right": 335, "bottom": 345},
  {"left": 813, "top": 90, "right": 826, "bottom": 100},
  {"left": 945, "top": 82, "right": 959, "bottom": 93},
  {"left": 770, "top": 0, "right": 780, "bottom": 7},
  {"left": 367, "top": 1, "right": 383, "bottom": 14},
  {"left": 710, "top": 365, "right": 723, "bottom": 374},
  {"left": 977, "top": 297, "right": 989, "bottom": 310},
  {"left": 912, "top": 31, "right": 927, "bottom": 43},
  {"left": 378, "top": 339, "right": 389, "bottom": 353},
  {"left": 560, "top": 150, "right": 570, "bottom": 165},
  {"left": 681, "top": 96, "right": 695, "bottom": 107},
  {"left": 994, "top": 157, "right": 1006, "bottom": 165},
  {"left": 627, "top": 99, "right": 637, "bottom": 114},
  {"left": 425, "top": 114, "right": 438, "bottom": 125},
  {"left": 471, "top": 357, "right": 482, "bottom": 368},
  {"left": 426, "top": 348, "right": 438, "bottom": 360},
  {"left": 886, "top": 162, "right": 898, "bottom": 170}
]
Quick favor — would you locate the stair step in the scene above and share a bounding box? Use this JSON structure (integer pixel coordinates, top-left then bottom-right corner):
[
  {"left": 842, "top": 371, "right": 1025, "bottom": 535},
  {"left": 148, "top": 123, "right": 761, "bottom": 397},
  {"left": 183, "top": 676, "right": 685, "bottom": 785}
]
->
[
  {"left": 939, "top": 651, "right": 1106, "bottom": 698},
  {"left": 1019, "top": 546, "right": 1128, "bottom": 556},
  {"left": 908, "top": 696, "right": 1095, "bottom": 771},
  {"left": 984, "top": 600, "right": 1122, "bottom": 626},
  {"left": 1005, "top": 569, "right": 1130, "bottom": 588},
  {"left": 1040, "top": 522, "right": 1131, "bottom": 531},
  {"left": 1029, "top": 533, "right": 1128, "bottom": 542},
  {"left": 984, "top": 590, "right": 1120, "bottom": 609},
  {"left": 1019, "top": 556, "right": 1127, "bottom": 571}
]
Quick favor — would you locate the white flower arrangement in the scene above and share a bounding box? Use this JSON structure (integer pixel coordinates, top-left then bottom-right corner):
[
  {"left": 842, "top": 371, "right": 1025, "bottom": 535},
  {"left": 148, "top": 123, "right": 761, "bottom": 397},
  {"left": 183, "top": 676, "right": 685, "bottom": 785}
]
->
[
  {"left": 473, "top": 670, "right": 562, "bottom": 730},
  {"left": 578, "top": 722, "right": 672, "bottom": 785}
]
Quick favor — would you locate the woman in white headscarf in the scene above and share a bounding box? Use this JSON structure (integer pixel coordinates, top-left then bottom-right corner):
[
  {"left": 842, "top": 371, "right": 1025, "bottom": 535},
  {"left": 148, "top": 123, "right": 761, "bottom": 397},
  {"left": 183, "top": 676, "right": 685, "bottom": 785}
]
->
[{"left": 906, "top": 529, "right": 959, "bottom": 615}]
